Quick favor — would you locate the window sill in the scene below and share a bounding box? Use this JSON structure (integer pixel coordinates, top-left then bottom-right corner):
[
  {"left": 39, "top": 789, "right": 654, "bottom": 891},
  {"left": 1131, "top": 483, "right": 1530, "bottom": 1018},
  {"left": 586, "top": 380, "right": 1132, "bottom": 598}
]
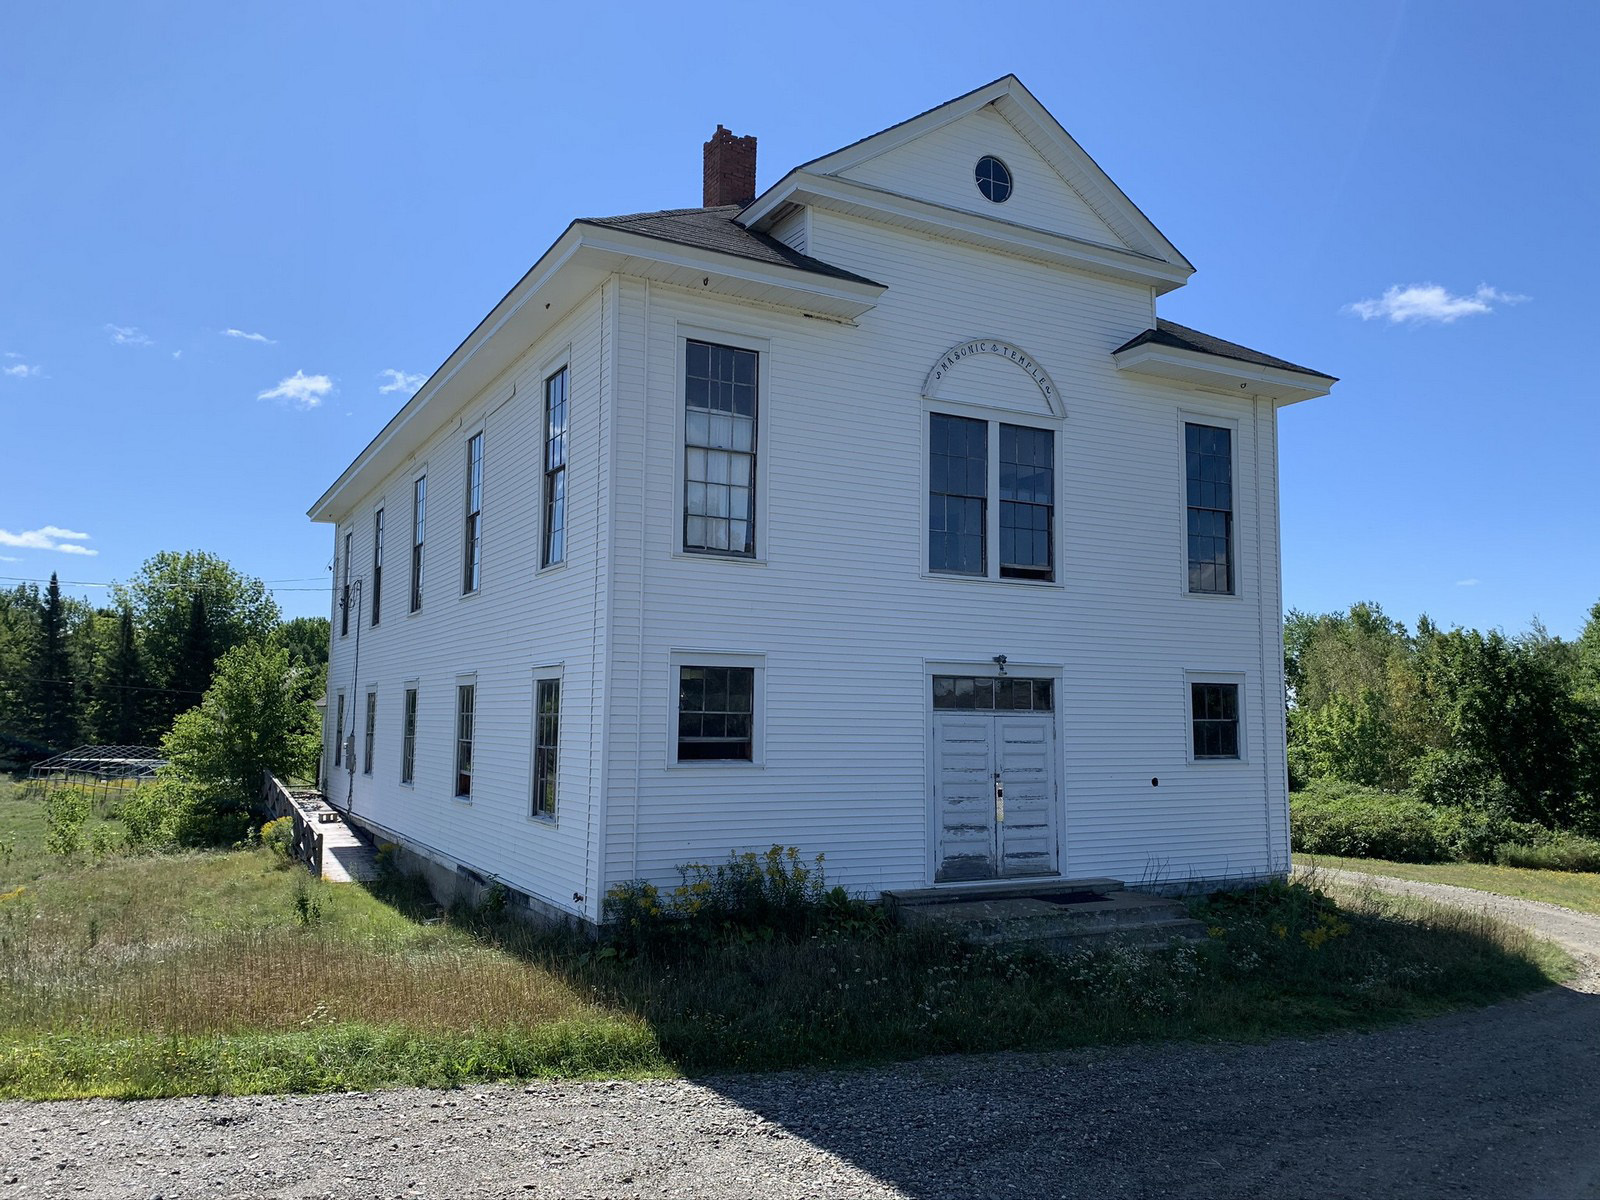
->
[
  {"left": 537, "top": 559, "right": 569, "bottom": 577},
  {"left": 458, "top": 589, "right": 482, "bottom": 604},
  {"left": 1182, "top": 590, "right": 1243, "bottom": 602},
  {"left": 666, "top": 759, "right": 765, "bottom": 771},
  {"left": 527, "top": 813, "right": 558, "bottom": 827},
  {"left": 672, "top": 551, "right": 768, "bottom": 568},
  {"left": 1189, "top": 757, "right": 1248, "bottom": 766},
  {"left": 452, "top": 795, "right": 474, "bottom": 806},
  {"left": 399, "top": 781, "right": 415, "bottom": 789},
  {"left": 921, "top": 571, "right": 1064, "bottom": 590}
]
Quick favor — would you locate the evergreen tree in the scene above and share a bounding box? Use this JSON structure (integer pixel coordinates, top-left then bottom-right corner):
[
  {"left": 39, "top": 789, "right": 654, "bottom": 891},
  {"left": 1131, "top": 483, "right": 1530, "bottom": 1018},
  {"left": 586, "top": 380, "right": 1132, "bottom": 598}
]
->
[
  {"left": 26, "top": 573, "right": 79, "bottom": 749},
  {"left": 168, "top": 591, "right": 216, "bottom": 724},
  {"left": 87, "top": 606, "right": 151, "bottom": 744}
]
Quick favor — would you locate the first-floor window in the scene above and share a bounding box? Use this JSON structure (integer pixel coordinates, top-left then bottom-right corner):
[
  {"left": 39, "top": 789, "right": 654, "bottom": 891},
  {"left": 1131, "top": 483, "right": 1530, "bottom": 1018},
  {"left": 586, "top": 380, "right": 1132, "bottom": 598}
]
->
[
  {"left": 677, "top": 665, "right": 754, "bottom": 761},
  {"left": 333, "top": 692, "right": 346, "bottom": 767},
  {"left": 400, "top": 686, "right": 418, "bottom": 784},
  {"left": 1191, "top": 681, "right": 1240, "bottom": 759},
  {"left": 1186, "top": 422, "right": 1234, "bottom": 594},
  {"left": 454, "top": 683, "right": 476, "bottom": 798},
  {"left": 363, "top": 692, "right": 377, "bottom": 775},
  {"left": 532, "top": 677, "right": 560, "bottom": 817}
]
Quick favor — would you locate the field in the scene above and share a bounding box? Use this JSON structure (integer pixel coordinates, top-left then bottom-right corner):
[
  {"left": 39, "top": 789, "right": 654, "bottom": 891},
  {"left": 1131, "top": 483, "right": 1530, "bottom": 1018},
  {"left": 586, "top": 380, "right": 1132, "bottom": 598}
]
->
[
  {"left": 0, "top": 778, "right": 1573, "bottom": 1100},
  {"left": 1296, "top": 853, "right": 1600, "bottom": 917}
]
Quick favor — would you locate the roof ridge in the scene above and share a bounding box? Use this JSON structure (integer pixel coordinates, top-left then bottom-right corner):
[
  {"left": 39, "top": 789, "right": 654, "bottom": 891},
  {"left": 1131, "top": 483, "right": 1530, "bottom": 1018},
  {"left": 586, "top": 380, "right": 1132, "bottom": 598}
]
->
[{"left": 584, "top": 204, "right": 740, "bottom": 224}]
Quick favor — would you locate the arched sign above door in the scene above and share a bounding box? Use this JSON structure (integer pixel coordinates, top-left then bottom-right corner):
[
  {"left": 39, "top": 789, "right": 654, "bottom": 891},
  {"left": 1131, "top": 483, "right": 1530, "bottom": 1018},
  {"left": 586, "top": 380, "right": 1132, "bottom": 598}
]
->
[{"left": 922, "top": 338, "right": 1064, "bottom": 417}]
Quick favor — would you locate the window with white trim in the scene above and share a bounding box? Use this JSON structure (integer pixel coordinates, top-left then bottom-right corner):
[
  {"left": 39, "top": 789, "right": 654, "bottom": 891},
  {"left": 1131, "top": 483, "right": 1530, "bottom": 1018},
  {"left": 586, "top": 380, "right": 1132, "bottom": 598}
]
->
[
  {"left": 371, "top": 508, "right": 384, "bottom": 626},
  {"left": 532, "top": 676, "right": 559, "bottom": 818},
  {"left": 1185, "top": 422, "right": 1233, "bottom": 595},
  {"left": 454, "top": 682, "right": 475, "bottom": 798},
  {"left": 340, "top": 530, "right": 352, "bottom": 636},
  {"left": 463, "top": 432, "right": 483, "bottom": 594},
  {"left": 363, "top": 692, "right": 376, "bottom": 775},
  {"left": 543, "top": 368, "right": 567, "bottom": 568},
  {"left": 410, "top": 475, "right": 426, "bottom": 613},
  {"left": 400, "top": 685, "right": 417, "bottom": 785},
  {"left": 929, "top": 413, "right": 1055, "bottom": 581},
  {"left": 1190, "top": 680, "right": 1241, "bottom": 760},
  {"left": 683, "top": 340, "right": 757, "bottom": 557},
  {"left": 333, "top": 692, "right": 346, "bottom": 767}
]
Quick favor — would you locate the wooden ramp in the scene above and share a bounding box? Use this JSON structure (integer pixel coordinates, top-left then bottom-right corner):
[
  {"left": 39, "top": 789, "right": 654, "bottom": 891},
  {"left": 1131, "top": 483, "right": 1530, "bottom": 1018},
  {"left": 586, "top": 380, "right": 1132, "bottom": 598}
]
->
[{"left": 262, "top": 774, "right": 379, "bottom": 883}]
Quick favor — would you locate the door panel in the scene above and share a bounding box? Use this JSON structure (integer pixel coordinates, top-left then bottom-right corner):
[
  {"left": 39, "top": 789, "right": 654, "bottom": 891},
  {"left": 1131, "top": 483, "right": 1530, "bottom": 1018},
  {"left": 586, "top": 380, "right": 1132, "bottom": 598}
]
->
[
  {"left": 996, "top": 717, "right": 1056, "bottom": 876},
  {"left": 934, "top": 714, "right": 996, "bottom": 881}
]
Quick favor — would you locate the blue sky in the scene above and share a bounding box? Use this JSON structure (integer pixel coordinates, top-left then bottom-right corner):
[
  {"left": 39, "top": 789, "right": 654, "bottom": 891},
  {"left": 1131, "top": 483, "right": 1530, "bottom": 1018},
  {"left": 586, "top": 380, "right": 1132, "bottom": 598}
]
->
[{"left": 2, "top": 2, "right": 1595, "bottom": 635}]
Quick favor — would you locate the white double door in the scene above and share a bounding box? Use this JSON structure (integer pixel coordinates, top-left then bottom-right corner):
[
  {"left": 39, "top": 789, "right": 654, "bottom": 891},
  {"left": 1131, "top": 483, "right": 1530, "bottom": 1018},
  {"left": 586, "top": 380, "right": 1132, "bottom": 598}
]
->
[{"left": 933, "top": 708, "right": 1058, "bottom": 882}]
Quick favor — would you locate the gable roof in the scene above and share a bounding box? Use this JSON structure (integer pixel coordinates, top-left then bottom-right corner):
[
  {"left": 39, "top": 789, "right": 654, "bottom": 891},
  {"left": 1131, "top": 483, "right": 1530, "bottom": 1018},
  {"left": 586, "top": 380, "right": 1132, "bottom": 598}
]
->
[
  {"left": 1114, "top": 320, "right": 1336, "bottom": 381},
  {"left": 579, "top": 206, "right": 881, "bottom": 287},
  {"left": 741, "top": 75, "right": 1193, "bottom": 282}
]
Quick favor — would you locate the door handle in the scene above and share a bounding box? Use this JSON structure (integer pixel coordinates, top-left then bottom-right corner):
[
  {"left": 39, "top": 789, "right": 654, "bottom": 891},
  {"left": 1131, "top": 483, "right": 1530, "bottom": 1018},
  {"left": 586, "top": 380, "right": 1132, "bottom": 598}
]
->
[{"left": 993, "top": 772, "right": 1005, "bottom": 823}]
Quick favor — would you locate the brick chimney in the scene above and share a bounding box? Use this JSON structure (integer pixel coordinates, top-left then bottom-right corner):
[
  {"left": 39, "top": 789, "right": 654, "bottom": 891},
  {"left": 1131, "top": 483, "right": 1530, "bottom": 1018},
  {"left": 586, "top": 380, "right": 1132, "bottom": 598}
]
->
[{"left": 703, "top": 124, "right": 757, "bottom": 208}]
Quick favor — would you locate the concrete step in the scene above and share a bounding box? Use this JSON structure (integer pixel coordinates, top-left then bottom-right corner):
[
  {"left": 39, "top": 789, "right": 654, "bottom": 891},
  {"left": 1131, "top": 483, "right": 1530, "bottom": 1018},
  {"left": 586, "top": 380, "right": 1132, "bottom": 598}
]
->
[
  {"left": 884, "top": 877, "right": 1124, "bottom": 908},
  {"left": 893, "top": 883, "right": 1206, "bottom": 955}
]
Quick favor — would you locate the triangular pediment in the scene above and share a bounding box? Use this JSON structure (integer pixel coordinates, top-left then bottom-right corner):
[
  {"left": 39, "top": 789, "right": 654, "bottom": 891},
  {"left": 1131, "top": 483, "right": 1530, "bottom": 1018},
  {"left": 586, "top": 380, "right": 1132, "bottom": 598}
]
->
[{"left": 743, "top": 76, "right": 1192, "bottom": 282}]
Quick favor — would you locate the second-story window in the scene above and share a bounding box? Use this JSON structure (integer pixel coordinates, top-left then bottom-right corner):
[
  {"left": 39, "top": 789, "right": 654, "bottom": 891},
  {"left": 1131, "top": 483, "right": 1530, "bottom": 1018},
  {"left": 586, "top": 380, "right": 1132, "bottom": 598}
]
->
[
  {"left": 999, "top": 425, "right": 1054, "bottom": 581},
  {"left": 463, "top": 433, "right": 483, "bottom": 594},
  {"left": 363, "top": 692, "right": 376, "bottom": 775},
  {"left": 683, "top": 340, "right": 757, "bottom": 557},
  {"left": 543, "top": 368, "right": 568, "bottom": 567},
  {"left": 929, "top": 414, "right": 986, "bottom": 575},
  {"left": 340, "top": 530, "right": 352, "bottom": 636},
  {"left": 371, "top": 508, "right": 384, "bottom": 625},
  {"left": 1186, "top": 423, "right": 1234, "bottom": 594},
  {"left": 410, "top": 475, "right": 426, "bottom": 613}
]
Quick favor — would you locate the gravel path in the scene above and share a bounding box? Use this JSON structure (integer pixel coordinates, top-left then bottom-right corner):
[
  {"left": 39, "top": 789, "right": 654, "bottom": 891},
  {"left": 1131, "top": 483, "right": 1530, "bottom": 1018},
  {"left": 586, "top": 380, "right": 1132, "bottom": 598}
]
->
[{"left": 6, "top": 875, "right": 1600, "bottom": 1200}]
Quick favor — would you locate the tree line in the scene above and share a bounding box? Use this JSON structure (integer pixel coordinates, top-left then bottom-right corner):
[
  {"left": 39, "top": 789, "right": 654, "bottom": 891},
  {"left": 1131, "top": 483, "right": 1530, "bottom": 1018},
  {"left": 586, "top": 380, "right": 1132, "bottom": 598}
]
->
[
  {"left": 1287, "top": 599, "right": 1600, "bottom": 830},
  {"left": 0, "top": 550, "right": 328, "bottom": 760}
]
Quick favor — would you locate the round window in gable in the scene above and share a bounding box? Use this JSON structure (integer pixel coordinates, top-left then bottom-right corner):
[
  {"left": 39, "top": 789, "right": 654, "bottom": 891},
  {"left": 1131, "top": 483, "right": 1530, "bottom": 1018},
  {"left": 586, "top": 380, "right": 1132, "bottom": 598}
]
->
[{"left": 975, "top": 155, "right": 1012, "bottom": 203}]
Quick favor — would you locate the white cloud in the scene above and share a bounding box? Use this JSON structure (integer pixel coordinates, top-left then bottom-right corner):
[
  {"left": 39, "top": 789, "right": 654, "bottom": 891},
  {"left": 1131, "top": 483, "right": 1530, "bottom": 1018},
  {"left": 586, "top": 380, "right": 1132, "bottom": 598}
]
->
[
  {"left": 0, "top": 525, "right": 98, "bottom": 555},
  {"left": 258, "top": 369, "right": 334, "bottom": 410},
  {"left": 172, "top": 350, "right": 182, "bottom": 360},
  {"left": 1456, "top": 578, "right": 1480, "bottom": 587},
  {"left": 106, "top": 324, "right": 154, "bottom": 346},
  {"left": 222, "top": 328, "right": 276, "bottom": 344},
  {"left": 0, "top": 555, "right": 18, "bottom": 562},
  {"left": 1345, "top": 283, "right": 1529, "bottom": 325},
  {"left": 2, "top": 362, "right": 39, "bottom": 378},
  {"left": 378, "top": 368, "right": 427, "bottom": 396}
]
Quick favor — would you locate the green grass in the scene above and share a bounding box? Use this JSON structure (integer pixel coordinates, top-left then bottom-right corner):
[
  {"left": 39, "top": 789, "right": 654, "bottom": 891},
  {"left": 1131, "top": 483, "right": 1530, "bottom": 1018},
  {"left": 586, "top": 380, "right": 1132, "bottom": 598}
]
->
[
  {"left": 0, "top": 777, "right": 1574, "bottom": 1099},
  {"left": 1296, "top": 852, "right": 1600, "bottom": 916}
]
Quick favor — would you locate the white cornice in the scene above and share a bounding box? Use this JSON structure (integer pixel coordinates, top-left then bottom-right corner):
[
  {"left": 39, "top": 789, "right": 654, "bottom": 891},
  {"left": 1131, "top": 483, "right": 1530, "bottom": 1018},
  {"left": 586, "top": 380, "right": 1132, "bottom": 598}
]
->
[
  {"left": 748, "top": 171, "right": 1193, "bottom": 294},
  {"left": 309, "top": 226, "right": 886, "bottom": 523},
  {"left": 1112, "top": 343, "right": 1335, "bottom": 406}
]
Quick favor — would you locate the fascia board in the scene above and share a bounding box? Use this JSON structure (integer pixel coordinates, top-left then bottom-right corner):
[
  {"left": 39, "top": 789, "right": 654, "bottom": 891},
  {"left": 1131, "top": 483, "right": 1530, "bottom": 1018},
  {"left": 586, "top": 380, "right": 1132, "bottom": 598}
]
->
[
  {"left": 308, "top": 224, "right": 591, "bottom": 523},
  {"left": 784, "top": 172, "right": 1193, "bottom": 292},
  {"left": 799, "top": 76, "right": 1015, "bottom": 177},
  {"left": 1112, "top": 343, "right": 1335, "bottom": 405}
]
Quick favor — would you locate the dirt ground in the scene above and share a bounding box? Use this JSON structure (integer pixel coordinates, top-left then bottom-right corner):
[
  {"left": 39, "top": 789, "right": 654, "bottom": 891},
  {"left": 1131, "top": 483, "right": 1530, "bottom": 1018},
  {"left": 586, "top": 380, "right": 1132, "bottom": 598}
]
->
[{"left": 5, "top": 871, "right": 1599, "bottom": 1200}]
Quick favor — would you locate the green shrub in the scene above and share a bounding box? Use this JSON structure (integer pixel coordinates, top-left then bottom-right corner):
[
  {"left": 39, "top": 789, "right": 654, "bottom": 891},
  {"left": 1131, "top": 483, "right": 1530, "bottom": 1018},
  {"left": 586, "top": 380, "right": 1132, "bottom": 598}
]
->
[
  {"left": 1494, "top": 832, "right": 1600, "bottom": 873},
  {"left": 1291, "top": 782, "right": 1448, "bottom": 862},
  {"left": 42, "top": 786, "right": 93, "bottom": 857},
  {"left": 260, "top": 817, "right": 294, "bottom": 863}
]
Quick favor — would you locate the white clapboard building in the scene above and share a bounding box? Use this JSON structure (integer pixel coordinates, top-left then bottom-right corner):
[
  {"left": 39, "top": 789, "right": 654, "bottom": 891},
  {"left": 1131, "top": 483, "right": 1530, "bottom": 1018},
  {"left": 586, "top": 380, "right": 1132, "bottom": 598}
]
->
[{"left": 310, "top": 75, "right": 1335, "bottom": 922}]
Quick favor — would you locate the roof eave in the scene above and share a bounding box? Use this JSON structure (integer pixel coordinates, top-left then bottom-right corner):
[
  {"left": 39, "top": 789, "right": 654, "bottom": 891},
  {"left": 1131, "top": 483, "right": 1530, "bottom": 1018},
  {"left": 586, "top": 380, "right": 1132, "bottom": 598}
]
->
[
  {"left": 1111, "top": 343, "right": 1336, "bottom": 405},
  {"left": 308, "top": 227, "right": 886, "bottom": 524}
]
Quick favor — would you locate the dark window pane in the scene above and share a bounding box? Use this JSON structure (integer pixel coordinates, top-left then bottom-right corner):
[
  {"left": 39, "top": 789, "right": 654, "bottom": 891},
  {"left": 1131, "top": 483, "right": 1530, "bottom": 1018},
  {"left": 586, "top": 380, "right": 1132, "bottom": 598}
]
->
[
  {"left": 1185, "top": 424, "right": 1233, "bottom": 594},
  {"left": 677, "top": 665, "right": 756, "bottom": 761},
  {"left": 930, "top": 414, "right": 987, "bottom": 575},
  {"left": 1191, "top": 682, "right": 1240, "bottom": 759}
]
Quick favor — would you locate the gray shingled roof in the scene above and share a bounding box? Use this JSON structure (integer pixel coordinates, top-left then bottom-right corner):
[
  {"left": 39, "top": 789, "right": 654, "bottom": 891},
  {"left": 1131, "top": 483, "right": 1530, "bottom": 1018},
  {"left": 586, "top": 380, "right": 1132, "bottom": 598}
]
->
[
  {"left": 578, "top": 206, "right": 882, "bottom": 287},
  {"left": 1115, "top": 319, "right": 1335, "bottom": 380}
]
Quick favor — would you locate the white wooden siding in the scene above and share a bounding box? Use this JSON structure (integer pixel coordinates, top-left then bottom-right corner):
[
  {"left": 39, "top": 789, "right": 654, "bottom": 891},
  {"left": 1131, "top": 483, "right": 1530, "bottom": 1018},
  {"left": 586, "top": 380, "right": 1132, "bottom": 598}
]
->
[
  {"left": 323, "top": 290, "right": 606, "bottom": 919},
  {"left": 597, "top": 208, "right": 1285, "bottom": 896},
  {"left": 838, "top": 105, "right": 1131, "bottom": 251},
  {"left": 769, "top": 207, "right": 808, "bottom": 254}
]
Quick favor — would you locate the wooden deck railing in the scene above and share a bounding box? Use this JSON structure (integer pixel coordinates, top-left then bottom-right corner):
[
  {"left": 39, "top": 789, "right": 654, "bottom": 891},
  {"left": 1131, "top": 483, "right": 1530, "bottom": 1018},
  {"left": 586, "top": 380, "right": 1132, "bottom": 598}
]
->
[{"left": 261, "top": 771, "right": 324, "bottom": 876}]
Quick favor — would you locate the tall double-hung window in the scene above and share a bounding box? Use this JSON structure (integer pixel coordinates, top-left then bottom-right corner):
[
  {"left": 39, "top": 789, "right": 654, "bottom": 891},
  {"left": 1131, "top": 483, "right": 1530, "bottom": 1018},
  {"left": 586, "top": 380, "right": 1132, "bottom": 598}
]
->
[
  {"left": 683, "top": 340, "right": 757, "bottom": 557},
  {"left": 371, "top": 508, "right": 384, "bottom": 625},
  {"left": 929, "top": 413, "right": 1055, "bottom": 581},
  {"left": 1185, "top": 423, "right": 1233, "bottom": 594},
  {"left": 363, "top": 692, "right": 376, "bottom": 775},
  {"left": 463, "top": 433, "right": 483, "bottom": 594},
  {"left": 543, "top": 368, "right": 568, "bottom": 567},
  {"left": 454, "top": 683, "right": 475, "bottom": 799},
  {"left": 339, "top": 530, "right": 352, "bottom": 636},
  {"left": 410, "top": 475, "right": 426, "bottom": 613},
  {"left": 400, "top": 686, "right": 418, "bottom": 785},
  {"left": 532, "top": 677, "right": 560, "bottom": 818},
  {"left": 333, "top": 692, "right": 346, "bottom": 767}
]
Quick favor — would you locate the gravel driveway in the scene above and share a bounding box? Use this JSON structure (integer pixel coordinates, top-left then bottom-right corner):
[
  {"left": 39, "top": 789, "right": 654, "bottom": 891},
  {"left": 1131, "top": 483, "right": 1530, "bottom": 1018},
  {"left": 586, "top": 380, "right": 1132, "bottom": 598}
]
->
[{"left": 6, "top": 873, "right": 1600, "bottom": 1200}]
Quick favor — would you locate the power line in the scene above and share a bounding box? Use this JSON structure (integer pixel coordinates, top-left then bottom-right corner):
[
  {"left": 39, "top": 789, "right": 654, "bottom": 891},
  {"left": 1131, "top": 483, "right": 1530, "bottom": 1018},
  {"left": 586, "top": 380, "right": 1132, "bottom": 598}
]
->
[
  {"left": 0, "top": 673, "right": 208, "bottom": 698},
  {"left": 0, "top": 575, "right": 331, "bottom": 592}
]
